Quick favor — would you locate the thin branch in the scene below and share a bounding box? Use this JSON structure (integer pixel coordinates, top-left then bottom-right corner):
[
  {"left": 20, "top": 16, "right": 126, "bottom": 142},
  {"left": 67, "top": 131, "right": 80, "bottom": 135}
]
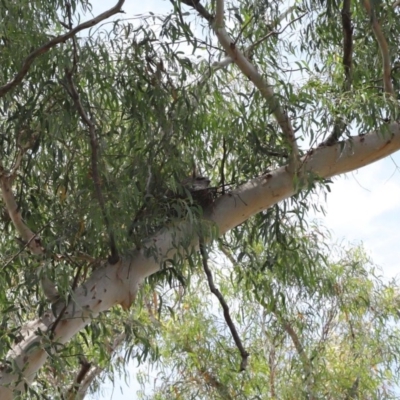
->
[
  {"left": 363, "top": 0, "right": 394, "bottom": 96},
  {"left": 247, "top": 11, "right": 307, "bottom": 55},
  {"left": 342, "top": 0, "right": 353, "bottom": 92},
  {"left": 340, "top": 298, "right": 360, "bottom": 400},
  {"left": 219, "top": 137, "right": 227, "bottom": 194},
  {"left": 192, "top": 0, "right": 299, "bottom": 172},
  {"left": 8, "top": 151, "right": 25, "bottom": 179},
  {"left": 65, "top": 333, "right": 126, "bottom": 399},
  {"left": 218, "top": 242, "right": 242, "bottom": 267},
  {"left": 181, "top": 342, "right": 233, "bottom": 399},
  {"left": 67, "top": 357, "right": 92, "bottom": 399},
  {"left": 0, "top": 159, "right": 59, "bottom": 301},
  {"left": 0, "top": 168, "right": 39, "bottom": 248},
  {"left": 65, "top": 1, "right": 79, "bottom": 75},
  {"left": 319, "top": 0, "right": 353, "bottom": 147},
  {"left": 192, "top": 4, "right": 307, "bottom": 169},
  {"left": 0, "top": 0, "right": 125, "bottom": 98},
  {"left": 198, "top": 367, "right": 233, "bottom": 400},
  {"left": 178, "top": 0, "right": 213, "bottom": 22},
  {"left": 64, "top": 72, "right": 119, "bottom": 264},
  {"left": 199, "top": 242, "right": 249, "bottom": 371},
  {"left": 2, "top": 220, "right": 53, "bottom": 270},
  {"left": 275, "top": 5, "right": 297, "bottom": 23},
  {"left": 205, "top": 7, "right": 304, "bottom": 81},
  {"left": 220, "top": 243, "right": 311, "bottom": 383},
  {"left": 268, "top": 346, "right": 276, "bottom": 399},
  {"left": 233, "top": 15, "right": 254, "bottom": 45},
  {"left": 274, "top": 310, "right": 315, "bottom": 400},
  {"left": 279, "top": 316, "right": 309, "bottom": 368}
]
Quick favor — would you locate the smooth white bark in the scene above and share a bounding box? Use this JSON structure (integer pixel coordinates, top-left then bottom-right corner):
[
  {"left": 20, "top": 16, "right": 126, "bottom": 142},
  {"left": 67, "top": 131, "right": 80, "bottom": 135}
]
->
[{"left": 0, "top": 123, "right": 399, "bottom": 398}]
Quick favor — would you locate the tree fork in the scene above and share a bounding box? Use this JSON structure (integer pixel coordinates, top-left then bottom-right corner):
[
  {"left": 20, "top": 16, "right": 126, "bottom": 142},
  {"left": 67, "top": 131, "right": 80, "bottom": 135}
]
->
[{"left": 1, "top": 122, "right": 399, "bottom": 398}]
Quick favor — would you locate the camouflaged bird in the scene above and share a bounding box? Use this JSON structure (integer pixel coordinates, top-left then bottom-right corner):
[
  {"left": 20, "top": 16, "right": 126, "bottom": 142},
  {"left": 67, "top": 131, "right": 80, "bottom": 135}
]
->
[
  {"left": 181, "top": 175, "right": 210, "bottom": 191},
  {"left": 128, "top": 175, "right": 214, "bottom": 237},
  {"left": 179, "top": 175, "right": 213, "bottom": 207}
]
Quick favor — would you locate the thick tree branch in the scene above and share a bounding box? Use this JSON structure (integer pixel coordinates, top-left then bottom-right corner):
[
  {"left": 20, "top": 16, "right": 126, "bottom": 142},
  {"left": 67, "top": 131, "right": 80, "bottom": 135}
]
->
[
  {"left": 363, "top": 0, "right": 394, "bottom": 96},
  {"left": 199, "top": 242, "right": 249, "bottom": 371},
  {"left": 1, "top": 123, "right": 400, "bottom": 398},
  {"left": 0, "top": 0, "right": 125, "bottom": 98},
  {"left": 64, "top": 72, "right": 119, "bottom": 264}
]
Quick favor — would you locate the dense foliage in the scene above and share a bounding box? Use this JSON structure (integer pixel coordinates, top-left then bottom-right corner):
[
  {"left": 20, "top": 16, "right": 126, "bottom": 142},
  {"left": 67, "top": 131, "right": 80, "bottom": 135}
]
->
[{"left": 0, "top": 0, "right": 400, "bottom": 398}]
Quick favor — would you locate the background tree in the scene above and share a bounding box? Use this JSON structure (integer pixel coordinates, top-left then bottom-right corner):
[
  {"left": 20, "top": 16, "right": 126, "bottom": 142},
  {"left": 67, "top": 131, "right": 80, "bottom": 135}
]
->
[
  {"left": 0, "top": 0, "right": 400, "bottom": 398},
  {"left": 137, "top": 240, "right": 400, "bottom": 400}
]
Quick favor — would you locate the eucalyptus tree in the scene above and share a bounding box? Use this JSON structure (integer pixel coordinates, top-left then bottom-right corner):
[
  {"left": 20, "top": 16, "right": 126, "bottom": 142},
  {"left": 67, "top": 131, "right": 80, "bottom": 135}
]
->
[
  {"left": 1, "top": 0, "right": 400, "bottom": 398},
  {"left": 137, "top": 242, "right": 400, "bottom": 400}
]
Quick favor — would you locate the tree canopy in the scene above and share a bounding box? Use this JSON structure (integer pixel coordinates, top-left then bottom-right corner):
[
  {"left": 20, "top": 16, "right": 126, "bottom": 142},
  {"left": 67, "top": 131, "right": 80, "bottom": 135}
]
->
[{"left": 1, "top": 0, "right": 400, "bottom": 398}]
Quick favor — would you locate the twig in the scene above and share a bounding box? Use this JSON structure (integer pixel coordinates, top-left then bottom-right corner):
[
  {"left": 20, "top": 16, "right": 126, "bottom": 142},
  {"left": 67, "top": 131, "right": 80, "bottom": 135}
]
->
[
  {"left": 2, "top": 220, "right": 53, "bottom": 270},
  {"left": 178, "top": 0, "right": 213, "bottom": 22},
  {"left": 363, "top": 0, "right": 394, "bottom": 96},
  {"left": 209, "top": 6, "right": 300, "bottom": 74},
  {"left": 0, "top": 0, "right": 125, "bottom": 98},
  {"left": 199, "top": 241, "right": 249, "bottom": 371},
  {"left": 233, "top": 15, "right": 254, "bottom": 45},
  {"left": 218, "top": 242, "right": 237, "bottom": 266},
  {"left": 247, "top": 12, "right": 307, "bottom": 55},
  {"left": 64, "top": 72, "right": 119, "bottom": 264},
  {"left": 219, "top": 137, "right": 227, "bottom": 194}
]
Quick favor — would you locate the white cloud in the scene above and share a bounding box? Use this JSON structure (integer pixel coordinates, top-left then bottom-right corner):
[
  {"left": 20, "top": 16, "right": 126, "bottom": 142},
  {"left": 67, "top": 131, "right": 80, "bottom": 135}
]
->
[{"left": 314, "top": 152, "right": 400, "bottom": 279}]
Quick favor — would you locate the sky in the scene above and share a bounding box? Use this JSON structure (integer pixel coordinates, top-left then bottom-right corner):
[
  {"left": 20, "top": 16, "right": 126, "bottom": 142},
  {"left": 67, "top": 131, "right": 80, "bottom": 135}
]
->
[
  {"left": 319, "top": 154, "right": 400, "bottom": 279},
  {"left": 87, "top": 0, "right": 400, "bottom": 397}
]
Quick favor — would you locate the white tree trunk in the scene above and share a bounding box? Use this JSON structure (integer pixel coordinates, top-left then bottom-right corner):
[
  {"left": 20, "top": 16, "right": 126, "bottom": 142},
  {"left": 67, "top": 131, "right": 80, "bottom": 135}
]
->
[{"left": 0, "top": 123, "right": 399, "bottom": 398}]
